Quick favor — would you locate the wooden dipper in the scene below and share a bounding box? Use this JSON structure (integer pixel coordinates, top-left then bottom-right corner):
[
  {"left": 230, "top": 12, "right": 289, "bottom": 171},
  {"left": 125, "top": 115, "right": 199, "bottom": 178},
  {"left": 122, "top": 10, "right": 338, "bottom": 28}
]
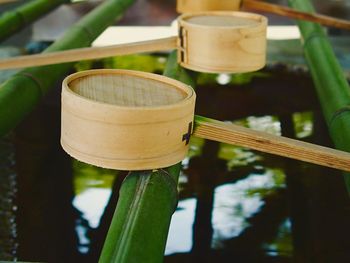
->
[
  {"left": 178, "top": 12, "right": 267, "bottom": 73},
  {"left": 61, "top": 69, "right": 196, "bottom": 170},
  {"left": 0, "top": 11, "right": 267, "bottom": 74},
  {"left": 61, "top": 69, "right": 350, "bottom": 172}
]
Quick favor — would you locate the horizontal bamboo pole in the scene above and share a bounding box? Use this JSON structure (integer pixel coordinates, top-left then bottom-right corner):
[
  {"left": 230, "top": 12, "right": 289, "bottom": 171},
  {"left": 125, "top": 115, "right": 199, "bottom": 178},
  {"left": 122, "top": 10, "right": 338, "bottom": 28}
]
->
[
  {"left": 244, "top": 0, "right": 350, "bottom": 31},
  {"left": 194, "top": 116, "right": 350, "bottom": 172},
  {"left": 0, "top": 37, "right": 177, "bottom": 70}
]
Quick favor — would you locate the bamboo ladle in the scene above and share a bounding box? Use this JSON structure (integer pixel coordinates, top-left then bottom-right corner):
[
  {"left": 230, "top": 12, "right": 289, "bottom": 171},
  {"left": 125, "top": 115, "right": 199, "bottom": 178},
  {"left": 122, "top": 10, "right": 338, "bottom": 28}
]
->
[
  {"left": 0, "top": 11, "right": 268, "bottom": 73},
  {"left": 177, "top": 0, "right": 350, "bottom": 30},
  {"left": 1, "top": 3, "right": 350, "bottom": 71},
  {"left": 61, "top": 69, "right": 350, "bottom": 173}
]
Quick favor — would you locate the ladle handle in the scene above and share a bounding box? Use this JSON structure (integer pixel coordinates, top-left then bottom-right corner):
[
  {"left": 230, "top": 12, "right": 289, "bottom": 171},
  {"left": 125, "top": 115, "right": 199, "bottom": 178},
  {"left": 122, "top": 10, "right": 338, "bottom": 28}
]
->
[
  {"left": 0, "top": 36, "right": 177, "bottom": 70},
  {"left": 194, "top": 116, "right": 350, "bottom": 172},
  {"left": 244, "top": 0, "right": 350, "bottom": 31}
]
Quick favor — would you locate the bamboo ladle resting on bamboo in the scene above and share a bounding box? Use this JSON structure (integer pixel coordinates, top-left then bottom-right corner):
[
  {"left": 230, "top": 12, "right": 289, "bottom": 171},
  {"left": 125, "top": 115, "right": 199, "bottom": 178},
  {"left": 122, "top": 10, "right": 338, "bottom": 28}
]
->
[
  {"left": 61, "top": 69, "right": 350, "bottom": 173},
  {"left": 1, "top": 3, "right": 350, "bottom": 71}
]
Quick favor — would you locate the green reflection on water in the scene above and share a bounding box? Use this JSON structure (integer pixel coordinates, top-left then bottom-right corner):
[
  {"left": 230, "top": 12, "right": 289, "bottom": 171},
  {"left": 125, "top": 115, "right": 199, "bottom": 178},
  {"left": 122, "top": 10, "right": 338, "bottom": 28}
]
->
[
  {"left": 187, "top": 137, "right": 205, "bottom": 159},
  {"left": 246, "top": 168, "right": 286, "bottom": 197},
  {"left": 73, "top": 160, "right": 116, "bottom": 195},
  {"left": 293, "top": 111, "right": 313, "bottom": 139},
  {"left": 263, "top": 219, "right": 293, "bottom": 257},
  {"left": 219, "top": 145, "right": 262, "bottom": 169}
]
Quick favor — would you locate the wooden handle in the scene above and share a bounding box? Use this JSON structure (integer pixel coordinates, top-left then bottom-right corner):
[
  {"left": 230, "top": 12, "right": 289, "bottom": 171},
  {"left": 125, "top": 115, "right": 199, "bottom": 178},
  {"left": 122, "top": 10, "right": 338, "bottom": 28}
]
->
[
  {"left": 194, "top": 116, "right": 350, "bottom": 172},
  {"left": 0, "top": 36, "right": 177, "bottom": 70},
  {"left": 244, "top": 0, "right": 350, "bottom": 31}
]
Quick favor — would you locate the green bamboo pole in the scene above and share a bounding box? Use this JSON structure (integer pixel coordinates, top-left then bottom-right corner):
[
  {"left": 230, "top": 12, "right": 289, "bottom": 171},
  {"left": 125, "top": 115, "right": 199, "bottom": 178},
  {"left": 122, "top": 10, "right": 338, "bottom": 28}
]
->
[
  {"left": 99, "top": 52, "right": 196, "bottom": 263},
  {"left": 0, "top": 0, "right": 69, "bottom": 42},
  {"left": 288, "top": 0, "right": 350, "bottom": 192},
  {"left": 0, "top": 0, "right": 135, "bottom": 137}
]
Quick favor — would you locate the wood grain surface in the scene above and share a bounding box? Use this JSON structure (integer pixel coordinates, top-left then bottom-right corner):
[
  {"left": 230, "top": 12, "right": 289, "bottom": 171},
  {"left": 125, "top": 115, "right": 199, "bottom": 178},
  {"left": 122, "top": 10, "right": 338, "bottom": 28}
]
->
[
  {"left": 194, "top": 116, "right": 350, "bottom": 172},
  {"left": 0, "top": 37, "right": 177, "bottom": 70}
]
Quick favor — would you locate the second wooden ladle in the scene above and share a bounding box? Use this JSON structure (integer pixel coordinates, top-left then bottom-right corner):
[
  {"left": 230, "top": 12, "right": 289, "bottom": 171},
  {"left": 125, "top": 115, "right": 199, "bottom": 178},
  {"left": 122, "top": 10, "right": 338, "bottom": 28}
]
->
[{"left": 0, "top": 11, "right": 268, "bottom": 73}]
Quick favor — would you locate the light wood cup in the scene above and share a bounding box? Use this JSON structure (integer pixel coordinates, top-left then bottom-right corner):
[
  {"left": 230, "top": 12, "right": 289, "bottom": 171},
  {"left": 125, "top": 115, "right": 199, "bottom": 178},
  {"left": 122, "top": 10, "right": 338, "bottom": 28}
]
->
[
  {"left": 177, "top": 11, "right": 267, "bottom": 73},
  {"left": 61, "top": 69, "right": 196, "bottom": 170},
  {"left": 177, "top": 0, "right": 241, "bottom": 13}
]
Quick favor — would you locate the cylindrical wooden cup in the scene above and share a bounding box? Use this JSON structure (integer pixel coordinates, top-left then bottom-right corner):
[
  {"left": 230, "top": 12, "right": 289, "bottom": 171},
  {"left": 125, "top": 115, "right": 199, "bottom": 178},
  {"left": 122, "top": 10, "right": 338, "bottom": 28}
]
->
[
  {"left": 177, "top": 11, "right": 267, "bottom": 73},
  {"left": 177, "top": 0, "right": 241, "bottom": 13},
  {"left": 61, "top": 69, "right": 196, "bottom": 170}
]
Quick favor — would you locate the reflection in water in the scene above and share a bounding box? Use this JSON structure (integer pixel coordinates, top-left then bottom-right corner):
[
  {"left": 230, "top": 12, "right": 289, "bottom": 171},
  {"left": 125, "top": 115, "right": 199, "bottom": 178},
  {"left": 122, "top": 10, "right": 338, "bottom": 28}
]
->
[
  {"left": 292, "top": 112, "right": 313, "bottom": 139},
  {"left": 73, "top": 189, "right": 112, "bottom": 229},
  {"left": 264, "top": 219, "right": 293, "bottom": 257},
  {"left": 211, "top": 173, "right": 279, "bottom": 248},
  {"left": 165, "top": 198, "right": 196, "bottom": 255},
  {"left": 71, "top": 161, "right": 116, "bottom": 255},
  {"left": 166, "top": 164, "right": 289, "bottom": 257},
  {"left": 73, "top": 188, "right": 112, "bottom": 254}
]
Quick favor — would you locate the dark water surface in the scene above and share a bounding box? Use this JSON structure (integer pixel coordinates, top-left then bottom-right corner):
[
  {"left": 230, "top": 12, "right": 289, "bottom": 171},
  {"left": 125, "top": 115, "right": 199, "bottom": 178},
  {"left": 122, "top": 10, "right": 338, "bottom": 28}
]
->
[{"left": 1, "top": 56, "right": 350, "bottom": 262}]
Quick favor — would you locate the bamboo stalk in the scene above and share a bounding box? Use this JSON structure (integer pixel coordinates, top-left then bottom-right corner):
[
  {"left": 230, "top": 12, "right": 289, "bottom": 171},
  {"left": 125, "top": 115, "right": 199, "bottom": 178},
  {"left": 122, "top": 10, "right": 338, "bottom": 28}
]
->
[
  {"left": 99, "top": 51, "right": 196, "bottom": 263},
  {"left": 98, "top": 168, "right": 180, "bottom": 263},
  {"left": 194, "top": 116, "right": 350, "bottom": 173},
  {"left": 0, "top": 0, "right": 69, "bottom": 42},
  {"left": 0, "top": 0, "right": 135, "bottom": 138},
  {"left": 287, "top": 0, "right": 350, "bottom": 192},
  {"left": 244, "top": 0, "right": 350, "bottom": 31},
  {"left": 0, "top": 37, "right": 177, "bottom": 70}
]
